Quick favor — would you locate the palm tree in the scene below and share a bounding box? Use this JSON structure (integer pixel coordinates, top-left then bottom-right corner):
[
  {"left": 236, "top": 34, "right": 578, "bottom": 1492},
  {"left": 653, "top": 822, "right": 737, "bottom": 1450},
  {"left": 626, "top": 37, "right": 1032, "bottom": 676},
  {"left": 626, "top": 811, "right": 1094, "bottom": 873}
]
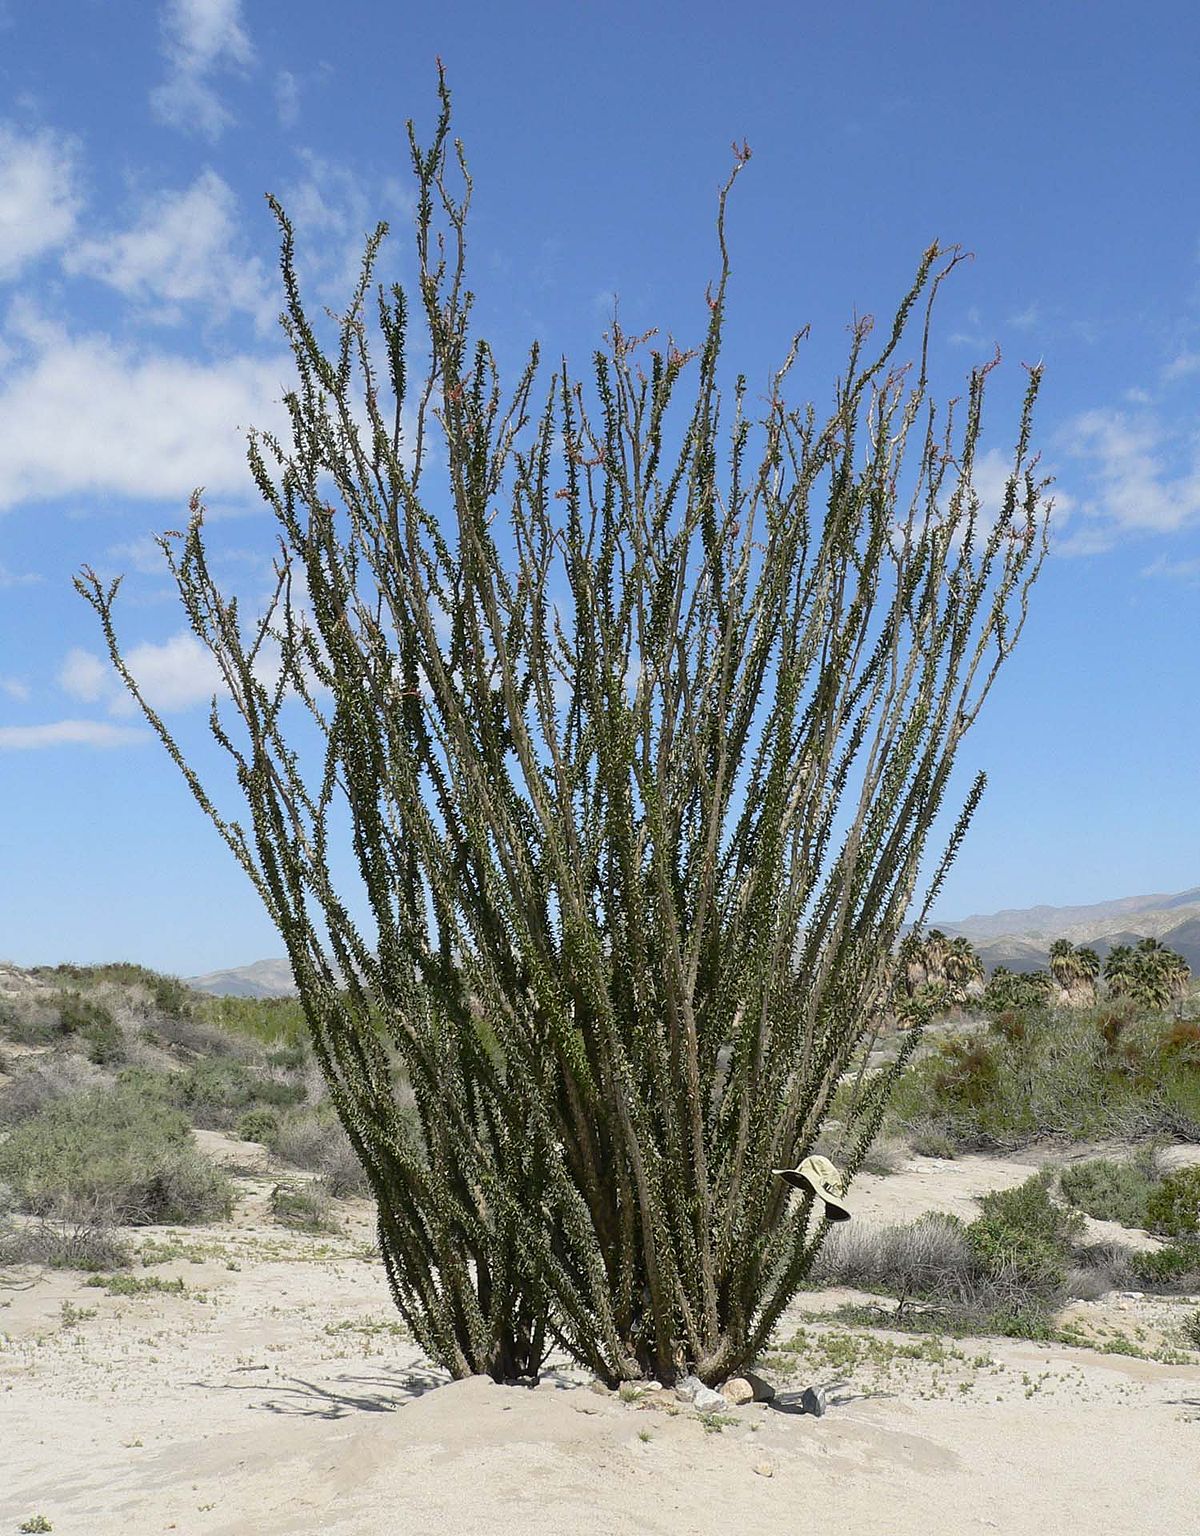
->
[
  {"left": 1048, "top": 939, "right": 1076, "bottom": 990},
  {"left": 944, "top": 935, "right": 985, "bottom": 991},
  {"left": 1049, "top": 939, "right": 1099, "bottom": 1005},
  {"left": 1104, "top": 944, "right": 1137, "bottom": 998}
]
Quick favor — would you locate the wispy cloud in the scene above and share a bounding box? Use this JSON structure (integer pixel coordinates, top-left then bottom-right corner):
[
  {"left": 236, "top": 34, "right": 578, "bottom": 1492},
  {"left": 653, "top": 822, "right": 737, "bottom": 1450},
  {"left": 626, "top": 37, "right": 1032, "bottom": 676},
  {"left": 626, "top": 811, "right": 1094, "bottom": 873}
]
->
[
  {"left": 0, "top": 310, "right": 289, "bottom": 512},
  {"left": 0, "top": 560, "right": 43, "bottom": 586},
  {"left": 274, "top": 70, "right": 300, "bottom": 128},
  {"left": 1055, "top": 407, "right": 1200, "bottom": 552},
  {"left": 0, "top": 720, "right": 147, "bottom": 750},
  {"left": 150, "top": 0, "right": 254, "bottom": 141},
  {"left": 65, "top": 170, "right": 274, "bottom": 329},
  {"left": 1163, "top": 349, "right": 1200, "bottom": 384},
  {"left": 1142, "top": 554, "right": 1200, "bottom": 584},
  {"left": 0, "top": 122, "right": 81, "bottom": 280},
  {"left": 0, "top": 675, "right": 29, "bottom": 701}
]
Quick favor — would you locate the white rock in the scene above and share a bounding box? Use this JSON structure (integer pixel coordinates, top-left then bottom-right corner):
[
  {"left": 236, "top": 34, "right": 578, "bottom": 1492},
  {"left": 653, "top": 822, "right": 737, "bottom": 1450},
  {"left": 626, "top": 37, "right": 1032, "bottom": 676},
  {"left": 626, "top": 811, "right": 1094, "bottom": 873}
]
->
[{"left": 693, "top": 1384, "right": 727, "bottom": 1414}]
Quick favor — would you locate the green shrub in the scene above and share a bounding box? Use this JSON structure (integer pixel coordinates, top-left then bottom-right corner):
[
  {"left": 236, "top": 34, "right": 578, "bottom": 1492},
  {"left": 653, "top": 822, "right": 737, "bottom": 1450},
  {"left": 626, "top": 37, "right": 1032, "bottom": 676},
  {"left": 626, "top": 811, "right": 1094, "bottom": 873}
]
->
[
  {"left": 56, "top": 990, "right": 113, "bottom": 1036},
  {"left": 1132, "top": 1239, "right": 1200, "bottom": 1291},
  {"left": 1145, "top": 1167, "right": 1200, "bottom": 1236},
  {"left": 0, "top": 1086, "right": 232, "bottom": 1225},
  {"left": 236, "top": 1107, "right": 280, "bottom": 1144},
  {"left": 1181, "top": 1309, "right": 1200, "bottom": 1350},
  {"left": 1059, "top": 1158, "right": 1156, "bottom": 1229},
  {"left": 966, "top": 1173, "right": 1082, "bottom": 1291}
]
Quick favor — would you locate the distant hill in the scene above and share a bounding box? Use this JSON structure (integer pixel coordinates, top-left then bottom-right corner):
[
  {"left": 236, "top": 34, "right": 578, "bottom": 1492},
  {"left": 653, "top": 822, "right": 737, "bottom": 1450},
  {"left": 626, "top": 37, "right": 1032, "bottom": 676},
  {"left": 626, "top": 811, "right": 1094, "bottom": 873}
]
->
[
  {"left": 937, "top": 885, "right": 1200, "bottom": 976},
  {"left": 938, "top": 886, "right": 1200, "bottom": 944},
  {"left": 186, "top": 959, "right": 297, "bottom": 999}
]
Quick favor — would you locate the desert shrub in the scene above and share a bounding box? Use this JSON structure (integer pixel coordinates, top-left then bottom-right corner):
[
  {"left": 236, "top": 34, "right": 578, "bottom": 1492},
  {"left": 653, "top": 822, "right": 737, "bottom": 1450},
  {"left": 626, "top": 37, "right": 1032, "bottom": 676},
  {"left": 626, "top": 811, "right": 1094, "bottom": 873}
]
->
[
  {"left": 0, "top": 1054, "right": 106, "bottom": 1126},
  {"left": 180, "top": 1060, "right": 305, "bottom": 1127},
  {"left": 0, "top": 994, "right": 57, "bottom": 1045},
  {"left": 1065, "top": 1240, "right": 1136, "bottom": 1300},
  {"left": 265, "top": 1043, "right": 308, "bottom": 1071},
  {"left": 0, "top": 1209, "right": 131, "bottom": 1271},
  {"left": 237, "top": 1107, "right": 280, "bottom": 1144},
  {"left": 1145, "top": 1166, "right": 1200, "bottom": 1237},
  {"left": 1131, "top": 1239, "right": 1200, "bottom": 1291},
  {"left": 145, "top": 1011, "right": 247, "bottom": 1060},
  {"left": 816, "top": 1211, "right": 975, "bottom": 1298},
  {"left": 270, "top": 1181, "right": 338, "bottom": 1233},
  {"left": 931, "top": 1039, "right": 1001, "bottom": 1112},
  {"left": 270, "top": 1108, "right": 371, "bottom": 1197},
  {"left": 82, "top": 1014, "right": 125, "bottom": 1065},
  {"left": 1059, "top": 1157, "right": 1157, "bottom": 1229},
  {"left": 1180, "top": 1309, "right": 1200, "bottom": 1350},
  {"left": 0, "top": 1086, "right": 232, "bottom": 1224}
]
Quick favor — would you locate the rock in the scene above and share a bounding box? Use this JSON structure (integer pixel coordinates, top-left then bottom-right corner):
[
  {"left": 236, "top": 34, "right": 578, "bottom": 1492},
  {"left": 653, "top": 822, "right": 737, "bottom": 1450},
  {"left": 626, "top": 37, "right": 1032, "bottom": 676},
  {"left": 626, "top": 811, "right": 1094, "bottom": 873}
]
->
[
  {"left": 639, "top": 1380, "right": 664, "bottom": 1393},
  {"left": 675, "top": 1374, "right": 704, "bottom": 1403},
  {"left": 743, "top": 1370, "right": 775, "bottom": 1404},
  {"left": 721, "top": 1377, "right": 755, "bottom": 1406},
  {"left": 800, "top": 1385, "right": 827, "bottom": 1417},
  {"left": 753, "top": 1461, "right": 775, "bottom": 1478},
  {"left": 587, "top": 1378, "right": 611, "bottom": 1395},
  {"left": 693, "top": 1385, "right": 728, "bottom": 1414}
]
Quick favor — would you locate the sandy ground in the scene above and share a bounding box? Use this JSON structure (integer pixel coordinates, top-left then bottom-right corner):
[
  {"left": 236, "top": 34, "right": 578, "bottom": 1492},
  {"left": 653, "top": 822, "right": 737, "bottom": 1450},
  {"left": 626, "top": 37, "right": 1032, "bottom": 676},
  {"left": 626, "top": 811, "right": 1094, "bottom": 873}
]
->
[{"left": 2, "top": 1136, "right": 1198, "bottom": 1535}]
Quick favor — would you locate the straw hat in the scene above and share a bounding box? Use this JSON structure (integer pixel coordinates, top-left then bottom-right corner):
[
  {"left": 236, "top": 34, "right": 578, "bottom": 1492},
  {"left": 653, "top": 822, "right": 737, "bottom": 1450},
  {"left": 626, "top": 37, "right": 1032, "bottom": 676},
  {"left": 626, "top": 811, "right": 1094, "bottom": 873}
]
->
[{"left": 773, "top": 1155, "right": 851, "bottom": 1221}]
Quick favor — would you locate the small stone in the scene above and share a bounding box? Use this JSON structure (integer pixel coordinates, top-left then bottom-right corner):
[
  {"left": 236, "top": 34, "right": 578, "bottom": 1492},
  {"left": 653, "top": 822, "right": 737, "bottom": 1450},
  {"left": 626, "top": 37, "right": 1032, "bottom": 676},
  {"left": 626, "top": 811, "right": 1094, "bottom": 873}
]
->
[
  {"left": 639, "top": 1380, "right": 664, "bottom": 1392},
  {"left": 675, "top": 1373, "right": 703, "bottom": 1403},
  {"left": 588, "top": 1379, "right": 611, "bottom": 1395},
  {"left": 721, "top": 1377, "right": 755, "bottom": 1406},
  {"left": 800, "top": 1385, "right": 827, "bottom": 1417},
  {"left": 753, "top": 1461, "right": 775, "bottom": 1478},
  {"left": 693, "top": 1384, "right": 727, "bottom": 1414}
]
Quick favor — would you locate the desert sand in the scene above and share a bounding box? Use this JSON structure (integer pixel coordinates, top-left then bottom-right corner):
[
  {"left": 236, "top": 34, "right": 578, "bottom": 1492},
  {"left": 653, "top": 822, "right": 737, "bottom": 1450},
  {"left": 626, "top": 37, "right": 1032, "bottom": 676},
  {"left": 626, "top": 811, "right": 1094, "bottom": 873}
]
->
[{"left": 2, "top": 1134, "right": 1198, "bottom": 1535}]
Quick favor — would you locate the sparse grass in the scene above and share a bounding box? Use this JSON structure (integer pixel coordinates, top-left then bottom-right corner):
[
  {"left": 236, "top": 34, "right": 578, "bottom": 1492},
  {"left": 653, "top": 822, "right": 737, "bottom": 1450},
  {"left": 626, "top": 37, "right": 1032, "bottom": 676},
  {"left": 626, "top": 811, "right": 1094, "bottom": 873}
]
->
[
  {"left": 84, "top": 1272, "right": 187, "bottom": 1296},
  {"left": 18, "top": 1515, "right": 53, "bottom": 1533},
  {"left": 0, "top": 1085, "right": 232, "bottom": 1225}
]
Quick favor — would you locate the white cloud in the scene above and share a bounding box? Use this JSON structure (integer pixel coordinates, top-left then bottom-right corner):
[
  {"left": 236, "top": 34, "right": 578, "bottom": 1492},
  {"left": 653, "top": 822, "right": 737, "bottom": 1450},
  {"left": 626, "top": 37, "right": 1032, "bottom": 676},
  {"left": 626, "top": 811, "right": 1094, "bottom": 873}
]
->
[
  {"left": 62, "top": 631, "right": 238, "bottom": 717},
  {"left": 0, "top": 560, "right": 42, "bottom": 586},
  {"left": 150, "top": 0, "right": 254, "bottom": 141},
  {"left": 0, "top": 720, "right": 147, "bottom": 750},
  {"left": 0, "top": 315, "right": 289, "bottom": 512},
  {"left": 0, "top": 675, "right": 28, "bottom": 701},
  {"left": 0, "top": 123, "right": 81, "bottom": 280},
  {"left": 65, "top": 170, "right": 274, "bottom": 328},
  {"left": 118, "top": 631, "right": 225, "bottom": 712},
  {"left": 1057, "top": 408, "right": 1200, "bottom": 549},
  {"left": 59, "top": 647, "right": 111, "bottom": 704}
]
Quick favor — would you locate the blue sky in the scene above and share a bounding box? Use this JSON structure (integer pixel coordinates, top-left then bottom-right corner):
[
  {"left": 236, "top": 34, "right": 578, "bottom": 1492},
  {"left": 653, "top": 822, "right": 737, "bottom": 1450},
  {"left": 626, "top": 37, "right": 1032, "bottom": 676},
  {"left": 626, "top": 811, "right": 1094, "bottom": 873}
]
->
[{"left": 1, "top": 1, "right": 1198, "bottom": 975}]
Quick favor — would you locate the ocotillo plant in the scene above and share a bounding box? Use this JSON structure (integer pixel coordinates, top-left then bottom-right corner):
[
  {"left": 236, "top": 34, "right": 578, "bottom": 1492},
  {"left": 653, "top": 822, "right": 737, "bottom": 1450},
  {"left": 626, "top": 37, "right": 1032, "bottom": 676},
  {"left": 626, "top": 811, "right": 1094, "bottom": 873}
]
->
[{"left": 80, "top": 73, "right": 1049, "bottom": 1385}]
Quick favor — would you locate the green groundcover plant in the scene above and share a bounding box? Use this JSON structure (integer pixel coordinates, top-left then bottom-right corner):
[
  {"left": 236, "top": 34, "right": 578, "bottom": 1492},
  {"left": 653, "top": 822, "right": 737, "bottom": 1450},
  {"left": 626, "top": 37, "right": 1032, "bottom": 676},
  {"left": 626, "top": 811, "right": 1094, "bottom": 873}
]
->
[{"left": 81, "top": 75, "right": 1048, "bottom": 1383}]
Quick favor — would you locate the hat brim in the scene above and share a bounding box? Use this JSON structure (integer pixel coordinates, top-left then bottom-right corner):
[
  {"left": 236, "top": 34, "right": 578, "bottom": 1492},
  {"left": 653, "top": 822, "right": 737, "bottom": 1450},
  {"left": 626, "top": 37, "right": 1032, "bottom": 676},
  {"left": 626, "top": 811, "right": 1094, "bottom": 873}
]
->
[{"left": 773, "top": 1168, "right": 852, "bottom": 1221}]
